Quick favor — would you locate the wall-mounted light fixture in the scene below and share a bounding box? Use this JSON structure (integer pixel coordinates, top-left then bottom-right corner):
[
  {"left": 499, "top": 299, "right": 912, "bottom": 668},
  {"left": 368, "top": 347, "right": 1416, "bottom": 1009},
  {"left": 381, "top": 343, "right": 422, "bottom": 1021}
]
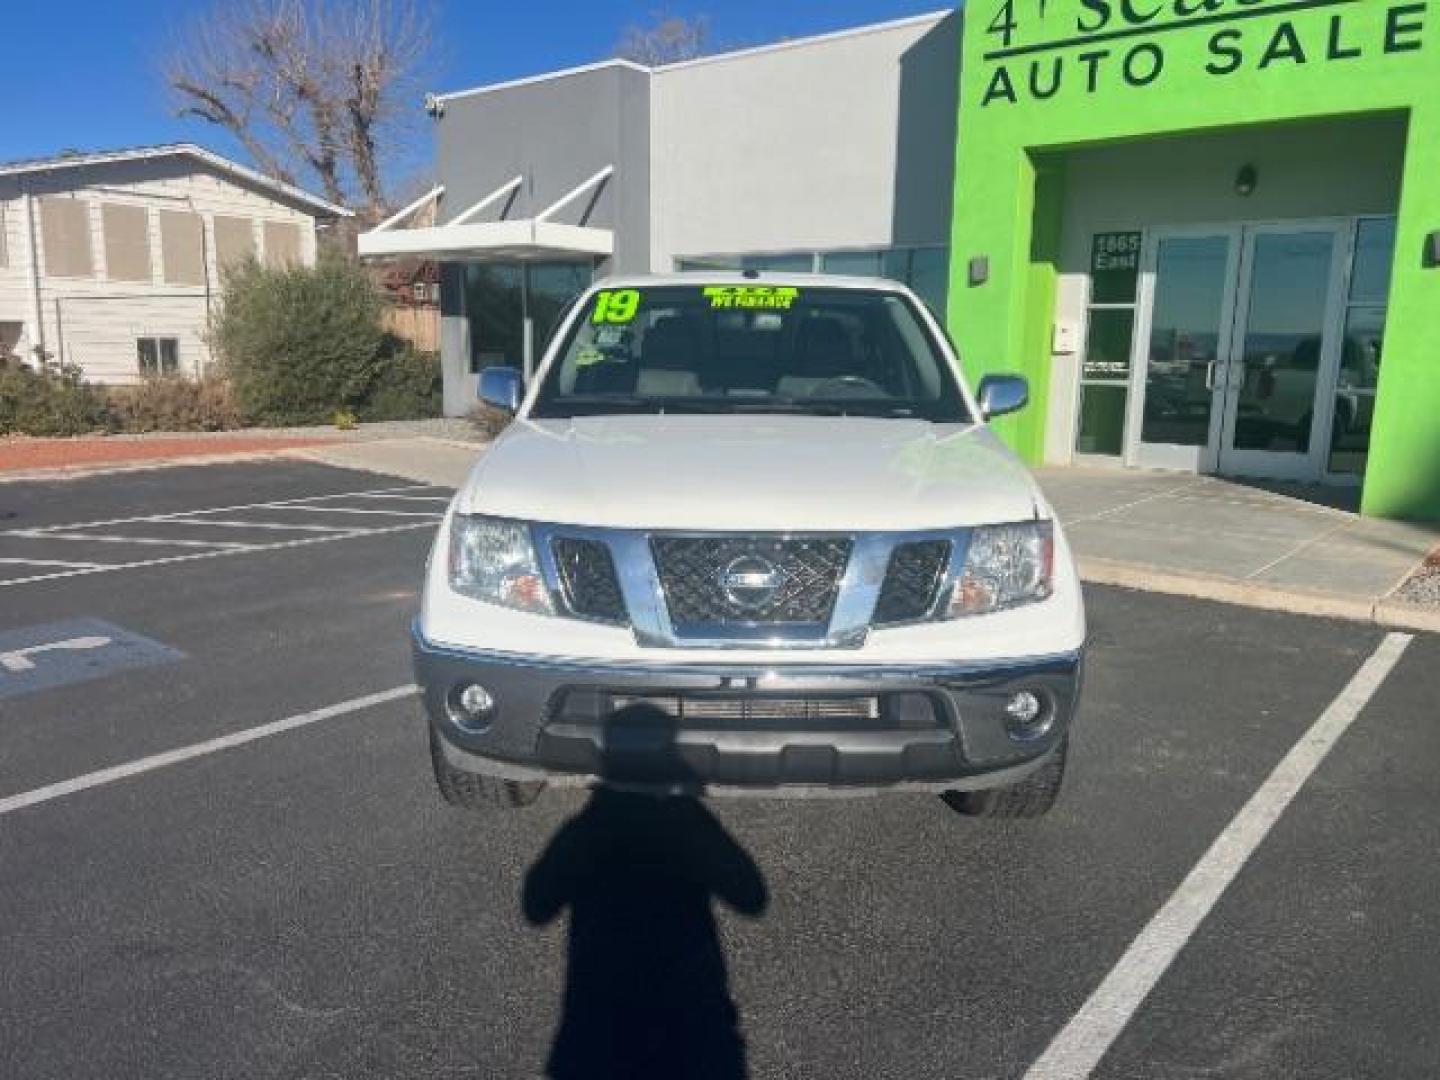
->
[
  {"left": 968, "top": 256, "right": 990, "bottom": 287},
  {"left": 1426, "top": 231, "right": 1440, "bottom": 269},
  {"left": 1235, "top": 164, "right": 1259, "bottom": 197}
]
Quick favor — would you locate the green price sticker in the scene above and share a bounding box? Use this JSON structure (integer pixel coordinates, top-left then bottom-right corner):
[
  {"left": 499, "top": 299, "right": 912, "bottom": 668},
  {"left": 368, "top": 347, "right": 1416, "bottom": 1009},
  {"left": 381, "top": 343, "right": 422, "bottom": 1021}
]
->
[
  {"left": 704, "top": 286, "right": 800, "bottom": 311},
  {"left": 593, "top": 289, "right": 641, "bottom": 324}
]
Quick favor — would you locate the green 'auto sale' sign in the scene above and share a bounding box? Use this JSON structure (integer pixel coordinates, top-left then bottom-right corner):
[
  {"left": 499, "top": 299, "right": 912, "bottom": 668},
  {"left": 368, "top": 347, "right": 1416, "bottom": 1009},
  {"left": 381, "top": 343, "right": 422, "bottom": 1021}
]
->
[{"left": 979, "top": 0, "right": 1429, "bottom": 107}]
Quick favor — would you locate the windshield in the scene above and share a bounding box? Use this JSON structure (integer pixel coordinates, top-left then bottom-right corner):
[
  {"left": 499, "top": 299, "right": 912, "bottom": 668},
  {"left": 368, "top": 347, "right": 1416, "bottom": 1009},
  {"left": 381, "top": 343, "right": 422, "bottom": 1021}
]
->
[{"left": 529, "top": 284, "right": 971, "bottom": 422}]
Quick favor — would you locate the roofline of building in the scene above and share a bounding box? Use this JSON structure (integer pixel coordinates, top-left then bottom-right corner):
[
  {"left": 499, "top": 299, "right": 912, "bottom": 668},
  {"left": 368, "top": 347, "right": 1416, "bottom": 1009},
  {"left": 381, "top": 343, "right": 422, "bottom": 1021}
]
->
[
  {"left": 433, "top": 9, "right": 954, "bottom": 106},
  {"left": 652, "top": 9, "right": 953, "bottom": 75},
  {"left": 0, "top": 143, "right": 353, "bottom": 218}
]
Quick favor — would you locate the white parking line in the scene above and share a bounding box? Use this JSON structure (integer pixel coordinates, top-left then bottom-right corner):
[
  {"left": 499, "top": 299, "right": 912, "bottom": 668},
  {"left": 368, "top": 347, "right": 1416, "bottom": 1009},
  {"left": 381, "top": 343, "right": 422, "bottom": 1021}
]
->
[
  {"left": 5, "top": 483, "right": 447, "bottom": 535},
  {"left": 15, "top": 531, "right": 257, "bottom": 550},
  {"left": 0, "top": 685, "right": 418, "bottom": 818},
  {"left": 262, "top": 506, "right": 445, "bottom": 518},
  {"left": 162, "top": 519, "right": 361, "bottom": 533},
  {"left": 0, "top": 521, "right": 436, "bottom": 590},
  {"left": 1024, "top": 632, "right": 1414, "bottom": 1080},
  {"left": 347, "top": 493, "right": 454, "bottom": 504},
  {"left": 0, "top": 556, "right": 111, "bottom": 570}
]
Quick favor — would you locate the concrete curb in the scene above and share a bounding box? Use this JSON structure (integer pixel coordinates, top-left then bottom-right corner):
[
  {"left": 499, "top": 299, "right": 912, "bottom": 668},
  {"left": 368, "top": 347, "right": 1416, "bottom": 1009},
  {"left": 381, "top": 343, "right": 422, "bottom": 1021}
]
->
[{"left": 1078, "top": 556, "right": 1440, "bottom": 635}]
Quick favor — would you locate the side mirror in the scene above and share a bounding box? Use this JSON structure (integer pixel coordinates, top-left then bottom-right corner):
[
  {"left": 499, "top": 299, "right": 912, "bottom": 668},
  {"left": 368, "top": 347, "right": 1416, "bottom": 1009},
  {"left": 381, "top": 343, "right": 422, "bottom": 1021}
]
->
[
  {"left": 977, "top": 374, "right": 1029, "bottom": 420},
  {"left": 479, "top": 366, "right": 524, "bottom": 414}
]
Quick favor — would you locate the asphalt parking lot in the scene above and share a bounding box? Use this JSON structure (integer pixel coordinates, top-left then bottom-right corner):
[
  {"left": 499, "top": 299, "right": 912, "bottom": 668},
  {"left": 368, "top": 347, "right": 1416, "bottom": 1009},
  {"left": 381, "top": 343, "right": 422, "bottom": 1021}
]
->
[{"left": 1, "top": 460, "right": 1436, "bottom": 1080}]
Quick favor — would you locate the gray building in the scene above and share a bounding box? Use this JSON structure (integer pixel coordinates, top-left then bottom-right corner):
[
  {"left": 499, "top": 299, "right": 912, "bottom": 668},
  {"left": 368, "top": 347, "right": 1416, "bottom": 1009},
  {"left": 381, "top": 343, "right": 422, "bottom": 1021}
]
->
[{"left": 359, "top": 12, "right": 958, "bottom": 415}]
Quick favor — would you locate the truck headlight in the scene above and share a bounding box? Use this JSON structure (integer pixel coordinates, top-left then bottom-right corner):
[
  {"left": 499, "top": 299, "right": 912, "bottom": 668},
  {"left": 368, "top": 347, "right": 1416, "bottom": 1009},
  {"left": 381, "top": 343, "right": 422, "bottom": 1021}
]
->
[
  {"left": 448, "top": 515, "right": 554, "bottom": 615},
  {"left": 949, "top": 522, "right": 1054, "bottom": 617}
]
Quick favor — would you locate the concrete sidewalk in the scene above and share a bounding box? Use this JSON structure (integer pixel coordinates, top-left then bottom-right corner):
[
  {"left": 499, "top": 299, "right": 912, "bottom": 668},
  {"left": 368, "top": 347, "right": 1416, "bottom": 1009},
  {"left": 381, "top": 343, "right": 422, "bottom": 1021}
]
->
[
  {"left": 292, "top": 436, "right": 484, "bottom": 488},
  {"left": 1038, "top": 467, "right": 1440, "bottom": 632}
]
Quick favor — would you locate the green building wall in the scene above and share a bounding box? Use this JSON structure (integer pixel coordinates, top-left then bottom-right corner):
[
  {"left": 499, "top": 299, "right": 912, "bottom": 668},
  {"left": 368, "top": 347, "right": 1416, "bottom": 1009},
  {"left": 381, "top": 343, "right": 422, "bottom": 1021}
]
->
[{"left": 947, "top": 1, "right": 1440, "bottom": 519}]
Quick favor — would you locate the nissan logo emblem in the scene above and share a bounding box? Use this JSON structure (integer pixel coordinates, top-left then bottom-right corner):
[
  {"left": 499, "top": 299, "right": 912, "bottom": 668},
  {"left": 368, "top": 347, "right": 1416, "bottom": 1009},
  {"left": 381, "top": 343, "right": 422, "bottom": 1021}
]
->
[{"left": 719, "top": 555, "right": 784, "bottom": 610}]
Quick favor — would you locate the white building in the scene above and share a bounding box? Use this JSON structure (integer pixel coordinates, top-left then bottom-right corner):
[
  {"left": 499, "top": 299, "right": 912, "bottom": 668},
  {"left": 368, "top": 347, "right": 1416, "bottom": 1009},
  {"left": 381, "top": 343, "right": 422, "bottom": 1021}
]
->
[{"left": 0, "top": 144, "right": 348, "bottom": 383}]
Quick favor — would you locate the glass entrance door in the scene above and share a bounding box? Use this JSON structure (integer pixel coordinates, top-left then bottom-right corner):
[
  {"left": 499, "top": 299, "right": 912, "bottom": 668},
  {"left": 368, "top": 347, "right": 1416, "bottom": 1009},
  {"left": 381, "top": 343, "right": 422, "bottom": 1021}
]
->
[
  {"left": 1128, "top": 228, "right": 1239, "bottom": 472},
  {"left": 1126, "top": 220, "right": 1351, "bottom": 482},
  {"left": 1217, "top": 223, "right": 1347, "bottom": 481}
]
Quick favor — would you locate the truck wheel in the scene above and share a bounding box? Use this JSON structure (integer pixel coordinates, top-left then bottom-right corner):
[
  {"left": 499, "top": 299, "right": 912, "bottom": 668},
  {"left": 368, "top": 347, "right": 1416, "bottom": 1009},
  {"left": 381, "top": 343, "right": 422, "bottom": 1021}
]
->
[
  {"left": 944, "top": 738, "right": 1068, "bottom": 819},
  {"left": 429, "top": 729, "right": 544, "bottom": 809}
]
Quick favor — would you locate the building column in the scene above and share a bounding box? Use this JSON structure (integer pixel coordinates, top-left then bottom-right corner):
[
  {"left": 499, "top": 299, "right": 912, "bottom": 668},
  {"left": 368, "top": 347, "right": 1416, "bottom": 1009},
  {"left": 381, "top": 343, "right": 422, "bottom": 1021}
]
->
[
  {"left": 19, "top": 193, "right": 45, "bottom": 365},
  {"left": 1361, "top": 105, "right": 1440, "bottom": 521},
  {"left": 947, "top": 145, "right": 1059, "bottom": 464}
]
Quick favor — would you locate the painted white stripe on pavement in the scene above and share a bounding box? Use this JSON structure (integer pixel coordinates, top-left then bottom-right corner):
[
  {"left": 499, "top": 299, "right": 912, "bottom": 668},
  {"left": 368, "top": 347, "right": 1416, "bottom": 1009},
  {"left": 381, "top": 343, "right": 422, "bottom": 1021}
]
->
[
  {"left": 0, "top": 521, "right": 435, "bottom": 590},
  {"left": 0, "top": 685, "right": 418, "bottom": 818},
  {"left": 162, "top": 519, "right": 361, "bottom": 533},
  {"left": 0, "top": 557, "right": 110, "bottom": 569},
  {"left": 4, "top": 483, "right": 443, "bottom": 535},
  {"left": 15, "top": 531, "right": 257, "bottom": 550},
  {"left": 1024, "top": 631, "right": 1414, "bottom": 1080},
  {"left": 262, "top": 506, "right": 444, "bottom": 518},
  {"left": 347, "top": 494, "right": 455, "bottom": 503}
]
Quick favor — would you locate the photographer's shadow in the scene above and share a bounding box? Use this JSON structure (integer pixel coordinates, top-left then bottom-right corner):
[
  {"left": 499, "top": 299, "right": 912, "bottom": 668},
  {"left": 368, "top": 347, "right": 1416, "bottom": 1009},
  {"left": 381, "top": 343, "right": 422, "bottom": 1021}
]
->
[{"left": 523, "top": 707, "right": 769, "bottom": 1080}]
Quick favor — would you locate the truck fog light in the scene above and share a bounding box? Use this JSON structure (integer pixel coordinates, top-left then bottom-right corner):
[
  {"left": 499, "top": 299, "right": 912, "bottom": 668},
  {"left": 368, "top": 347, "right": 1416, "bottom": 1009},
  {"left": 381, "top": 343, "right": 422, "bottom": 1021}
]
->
[
  {"left": 1003, "top": 690, "right": 1052, "bottom": 742},
  {"left": 448, "top": 683, "right": 496, "bottom": 731}
]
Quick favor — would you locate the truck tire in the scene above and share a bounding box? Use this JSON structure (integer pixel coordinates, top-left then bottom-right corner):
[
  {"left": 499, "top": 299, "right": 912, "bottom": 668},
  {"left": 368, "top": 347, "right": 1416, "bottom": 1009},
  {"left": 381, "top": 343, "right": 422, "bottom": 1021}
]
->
[
  {"left": 944, "top": 738, "right": 1067, "bottom": 819},
  {"left": 429, "top": 729, "right": 544, "bottom": 809}
]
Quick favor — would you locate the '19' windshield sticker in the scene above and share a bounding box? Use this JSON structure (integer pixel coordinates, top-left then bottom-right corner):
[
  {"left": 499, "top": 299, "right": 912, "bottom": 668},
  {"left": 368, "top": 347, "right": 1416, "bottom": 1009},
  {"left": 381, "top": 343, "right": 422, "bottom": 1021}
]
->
[
  {"left": 592, "top": 289, "right": 641, "bottom": 324},
  {"left": 705, "top": 286, "right": 800, "bottom": 310}
]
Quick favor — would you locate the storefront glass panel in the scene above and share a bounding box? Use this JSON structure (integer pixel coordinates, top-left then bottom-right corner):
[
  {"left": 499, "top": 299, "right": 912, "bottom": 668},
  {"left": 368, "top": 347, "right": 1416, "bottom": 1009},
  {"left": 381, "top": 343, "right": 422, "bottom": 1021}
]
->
[
  {"left": 465, "top": 265, "right": 524, "bottom": 374},
  {"left": 528, "top": 262, "right": 594, "bottom": 352},
  {"left": 1228, "top": 231, "right": 1336, "bottom": 456},
  {"left": 1140, "top": 236, "right": 1229, "bottom": 449},
  {"left": 1077, "top": 307, "right": 1133, "bottom": 456},
  {"left": 1330, "top": 305, "right": 1384, "bottom": 475}
]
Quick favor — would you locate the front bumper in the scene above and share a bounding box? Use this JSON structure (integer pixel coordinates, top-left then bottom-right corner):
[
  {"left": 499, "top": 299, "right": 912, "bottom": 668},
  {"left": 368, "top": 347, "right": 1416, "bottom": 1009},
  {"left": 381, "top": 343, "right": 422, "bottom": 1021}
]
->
[{"left": 412, "top": 622, "right": 1083, "bottom": 794}]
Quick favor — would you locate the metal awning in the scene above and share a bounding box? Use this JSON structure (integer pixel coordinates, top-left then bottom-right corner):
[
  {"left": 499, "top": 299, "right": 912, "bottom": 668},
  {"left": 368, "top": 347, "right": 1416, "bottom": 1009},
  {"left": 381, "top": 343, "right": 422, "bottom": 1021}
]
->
[{"left": 357, "top": 169, "right": 614, "bottom": 262}]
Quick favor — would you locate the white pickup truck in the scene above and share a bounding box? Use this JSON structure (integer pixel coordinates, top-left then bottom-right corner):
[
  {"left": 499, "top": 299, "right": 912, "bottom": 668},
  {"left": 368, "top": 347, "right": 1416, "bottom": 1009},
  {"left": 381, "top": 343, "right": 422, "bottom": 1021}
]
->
[{"left": 413, "top": 274, "right": 1086, "bottom": 817}]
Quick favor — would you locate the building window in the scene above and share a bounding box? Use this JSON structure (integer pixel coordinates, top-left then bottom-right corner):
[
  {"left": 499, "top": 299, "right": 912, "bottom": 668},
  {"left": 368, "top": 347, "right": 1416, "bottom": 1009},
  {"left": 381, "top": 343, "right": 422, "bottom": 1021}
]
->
[
  {"left": 1076, "top": 232, "right": 1143, "bottom": 457},
  {"left": 263, "top": 221, "right": 302, "bottom": 267},
  {"left": 40, "top": 197, "right": 94, "bottom": 278},
  {"left": 677, "top": 246, "right": 951, "bottom": 316},
  {"left": 214, "top": 215, "right": 257, "bottom": 272},
  {"left": 159, "top": 210, "right": 205, "bottom": 286},
  {"left": 137, "top": 337, "right": 180, "bottom": 376},
  {"left": 102, "top": 204, "right": 152, "bottom": 283},
  {"left": 463, "top": 262, "right": 595, "bottom": 375},
  {"left": 0, "top": 202, "right": 8, "bottom": 268},
  {"left": 1329, "top": 217, "right": 1396, "bottom": 477}
]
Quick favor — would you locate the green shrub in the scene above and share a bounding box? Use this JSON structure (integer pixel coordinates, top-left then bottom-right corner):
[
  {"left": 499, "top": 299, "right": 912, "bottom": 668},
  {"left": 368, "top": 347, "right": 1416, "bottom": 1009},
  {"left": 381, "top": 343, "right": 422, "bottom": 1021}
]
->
[
  {"left": 107, "top": 374, "right": 243, "bottom": 434},
  {"left": 0, "top": 364, "right": 112, "bottom": 436},
  {"left": 213, "top": 257, "right": 384, "bottom": 426},
  {"left": 359, "top": 343, "right": 443, "bottom": 421}
]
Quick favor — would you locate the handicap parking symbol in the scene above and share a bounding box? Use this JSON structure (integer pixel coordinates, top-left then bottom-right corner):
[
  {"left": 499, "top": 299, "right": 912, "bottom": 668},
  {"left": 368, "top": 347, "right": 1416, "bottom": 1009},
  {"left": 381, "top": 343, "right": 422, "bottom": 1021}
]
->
[{"left": 0, "top": 618, "right": 183, "bottom": 702}]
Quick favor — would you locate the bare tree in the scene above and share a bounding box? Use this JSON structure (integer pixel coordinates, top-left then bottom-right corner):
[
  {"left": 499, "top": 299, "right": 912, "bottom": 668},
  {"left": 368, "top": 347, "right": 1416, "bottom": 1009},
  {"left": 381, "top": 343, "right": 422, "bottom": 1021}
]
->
[
  {"left": 616, "top": 11, "right": 711, "bottom": 66},
  {"left": 166, "top": 0, "right": 434, "bottom": 219}
]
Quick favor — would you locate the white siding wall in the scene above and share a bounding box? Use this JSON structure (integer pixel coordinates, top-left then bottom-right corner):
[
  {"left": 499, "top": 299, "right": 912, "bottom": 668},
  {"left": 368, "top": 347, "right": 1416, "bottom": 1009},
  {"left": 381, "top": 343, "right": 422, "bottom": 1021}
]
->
[
  {"left": 0, "top": 157, "right": 323, "bottom": 384},
  {"left": 649, "top": 14, "right": 952, "bottom": 269}
]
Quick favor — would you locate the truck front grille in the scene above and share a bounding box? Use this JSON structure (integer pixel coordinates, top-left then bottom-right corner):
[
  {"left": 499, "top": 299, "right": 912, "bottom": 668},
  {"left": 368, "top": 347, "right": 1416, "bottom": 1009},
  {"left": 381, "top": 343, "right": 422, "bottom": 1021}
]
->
[
  {"left": 611, "top": 694, "right": 881, "bottom": 723},
  {"left": 873, "top": 540, "right": 952, "bottom": 625},
  {"left": 552, "top": 537, "right": 628, "bottom": 624},
  {"left": 651, "top": 535, "right": 853, "bottom": 627}
]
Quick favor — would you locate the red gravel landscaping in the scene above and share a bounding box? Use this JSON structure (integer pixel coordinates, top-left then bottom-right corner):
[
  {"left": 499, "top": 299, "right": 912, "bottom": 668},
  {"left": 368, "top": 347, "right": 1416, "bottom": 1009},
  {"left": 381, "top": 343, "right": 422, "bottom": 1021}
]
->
[{"left": 0, "top": 435, "right": 336, "bottom": 473}]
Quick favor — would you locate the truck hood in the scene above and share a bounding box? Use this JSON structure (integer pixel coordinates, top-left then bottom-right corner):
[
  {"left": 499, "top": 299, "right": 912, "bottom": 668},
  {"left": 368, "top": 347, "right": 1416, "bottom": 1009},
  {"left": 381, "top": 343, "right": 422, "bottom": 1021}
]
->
[{"left": 461, "top": 415, "right": 1044, "bottom": 532}]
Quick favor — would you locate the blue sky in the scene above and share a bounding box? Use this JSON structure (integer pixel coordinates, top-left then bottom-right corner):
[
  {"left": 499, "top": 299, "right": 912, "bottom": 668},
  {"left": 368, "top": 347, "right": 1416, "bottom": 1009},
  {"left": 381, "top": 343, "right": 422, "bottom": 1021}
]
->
[{"left": 0, "top": 0, "right": 947, "bottom": 175}]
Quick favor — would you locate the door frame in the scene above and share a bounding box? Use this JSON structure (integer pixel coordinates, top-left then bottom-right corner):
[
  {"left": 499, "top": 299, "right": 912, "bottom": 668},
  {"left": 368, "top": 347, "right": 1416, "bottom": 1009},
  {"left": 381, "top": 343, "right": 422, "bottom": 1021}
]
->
[
  {"left": 1123, "top": 223, "right": 1243, "bottom": 473},
  {"left": 1122, "top": 216, "right": 1357, "bottom": 483}
]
